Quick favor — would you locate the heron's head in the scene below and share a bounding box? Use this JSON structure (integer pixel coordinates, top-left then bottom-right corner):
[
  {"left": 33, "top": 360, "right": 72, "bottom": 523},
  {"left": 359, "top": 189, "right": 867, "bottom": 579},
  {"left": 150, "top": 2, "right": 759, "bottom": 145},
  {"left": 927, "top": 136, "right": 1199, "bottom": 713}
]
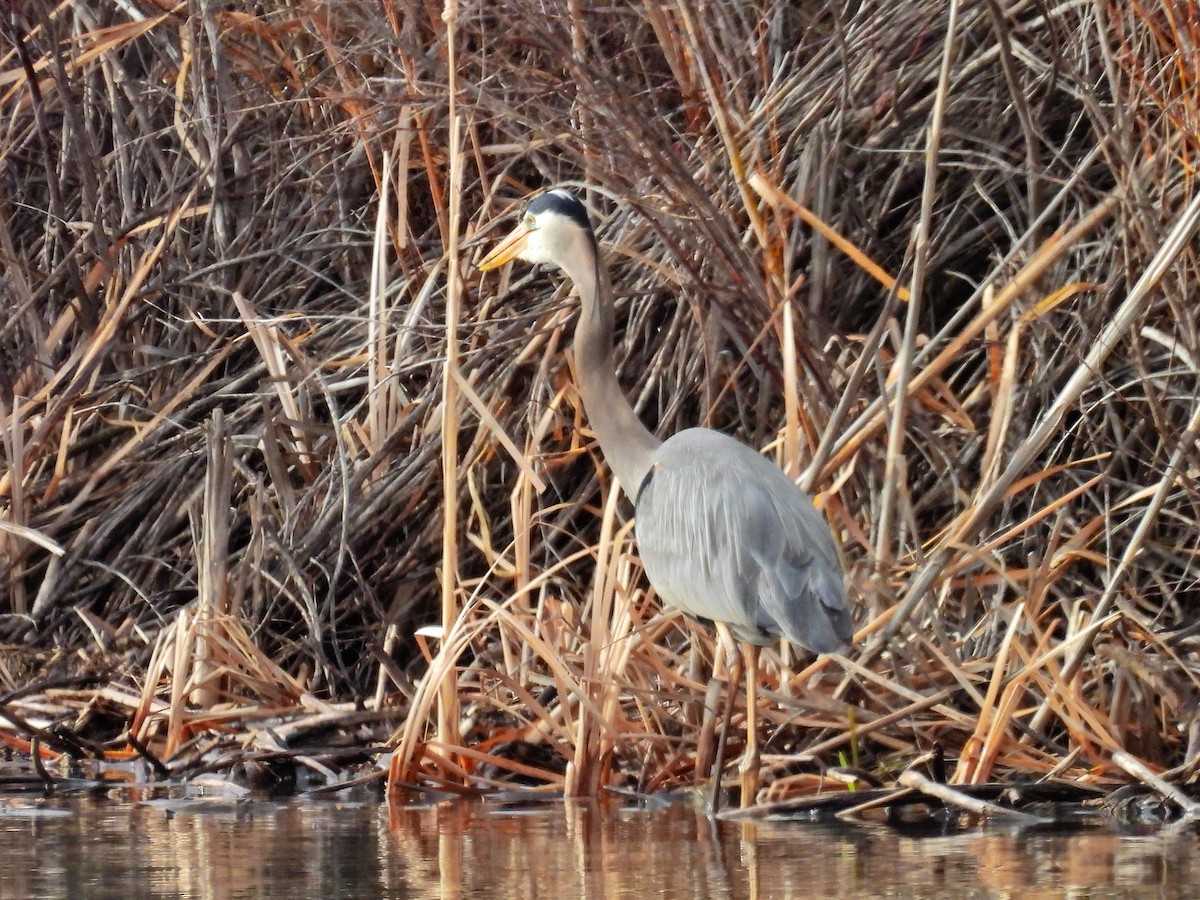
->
[{"left": 478, "top": 188, "right": 598, "bottom": 275}]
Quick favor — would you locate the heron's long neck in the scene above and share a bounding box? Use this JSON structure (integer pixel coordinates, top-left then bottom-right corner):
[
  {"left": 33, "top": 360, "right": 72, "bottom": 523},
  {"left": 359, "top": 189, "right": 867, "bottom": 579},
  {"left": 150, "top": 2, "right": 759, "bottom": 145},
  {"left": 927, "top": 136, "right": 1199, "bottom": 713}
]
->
[{"left": 562, "top": 253, "right": 661, "bottom": 497}]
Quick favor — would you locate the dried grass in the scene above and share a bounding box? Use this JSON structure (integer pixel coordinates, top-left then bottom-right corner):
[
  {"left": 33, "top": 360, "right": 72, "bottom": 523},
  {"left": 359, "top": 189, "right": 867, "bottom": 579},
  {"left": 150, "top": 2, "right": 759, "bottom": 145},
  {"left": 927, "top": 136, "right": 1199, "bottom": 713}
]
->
[{"left": 2, "top": 1, "right": 1200, "bottom": 805}]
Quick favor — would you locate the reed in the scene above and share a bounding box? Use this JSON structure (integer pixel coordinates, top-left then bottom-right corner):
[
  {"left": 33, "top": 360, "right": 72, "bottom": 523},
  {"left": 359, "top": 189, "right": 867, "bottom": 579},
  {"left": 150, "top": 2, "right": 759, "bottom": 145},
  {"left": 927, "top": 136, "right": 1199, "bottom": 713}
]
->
[{"left": 1, "top": 1, "right": 1198, "bottom": 806}]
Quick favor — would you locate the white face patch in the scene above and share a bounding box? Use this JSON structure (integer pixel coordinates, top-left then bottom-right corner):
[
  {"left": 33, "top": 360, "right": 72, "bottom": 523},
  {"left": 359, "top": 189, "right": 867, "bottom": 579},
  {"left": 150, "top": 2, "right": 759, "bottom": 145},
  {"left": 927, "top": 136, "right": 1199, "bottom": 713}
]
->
[
  {"left": 518, "top": 210, "right": 582, "bottom": 267},
  {"left": 517, "top": 221, "right": 556, "bottom": 265}
]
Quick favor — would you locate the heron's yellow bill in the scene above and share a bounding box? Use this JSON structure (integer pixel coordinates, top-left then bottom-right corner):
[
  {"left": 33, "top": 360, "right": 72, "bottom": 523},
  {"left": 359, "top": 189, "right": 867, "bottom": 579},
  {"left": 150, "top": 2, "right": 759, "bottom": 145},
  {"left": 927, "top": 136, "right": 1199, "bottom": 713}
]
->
[{"left": 477, "top": 223, "right": 531, "bottom": 271}]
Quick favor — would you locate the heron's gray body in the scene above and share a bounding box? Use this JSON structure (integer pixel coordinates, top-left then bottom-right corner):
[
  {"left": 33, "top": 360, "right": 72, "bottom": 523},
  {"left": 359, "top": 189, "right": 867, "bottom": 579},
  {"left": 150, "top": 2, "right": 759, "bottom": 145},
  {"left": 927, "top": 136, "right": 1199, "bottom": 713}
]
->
[{"left": 635, "top": 428, "right": 850, "bottom": 652}]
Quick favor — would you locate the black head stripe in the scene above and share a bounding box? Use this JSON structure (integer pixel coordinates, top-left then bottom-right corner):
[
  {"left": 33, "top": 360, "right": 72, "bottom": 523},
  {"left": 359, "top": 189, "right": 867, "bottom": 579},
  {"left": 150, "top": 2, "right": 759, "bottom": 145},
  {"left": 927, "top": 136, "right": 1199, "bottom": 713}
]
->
[{"left": 528, "top": 189, "right": 593, "bottom": 234}]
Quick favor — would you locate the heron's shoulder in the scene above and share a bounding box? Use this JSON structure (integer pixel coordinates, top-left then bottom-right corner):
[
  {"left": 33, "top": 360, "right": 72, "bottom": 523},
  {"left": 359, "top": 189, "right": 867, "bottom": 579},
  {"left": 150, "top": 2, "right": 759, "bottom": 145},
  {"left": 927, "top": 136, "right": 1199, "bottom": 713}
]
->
[
  {"left": 653, "top": 428, "right": 789, "bottom": 480},
  {"left": 657, "top": 427, "right": 756, "bottom": 458}
]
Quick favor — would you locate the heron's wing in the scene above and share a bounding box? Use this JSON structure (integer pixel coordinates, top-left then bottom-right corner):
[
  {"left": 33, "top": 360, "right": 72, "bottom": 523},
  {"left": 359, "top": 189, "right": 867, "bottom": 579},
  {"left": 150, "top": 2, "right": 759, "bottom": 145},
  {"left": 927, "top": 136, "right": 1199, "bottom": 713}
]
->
[
  {"left": 634, "top": 431, "right": 851, "bottom": 653},
  {"left": 747, "top": 481, "right": 853, "bottom": 653}
]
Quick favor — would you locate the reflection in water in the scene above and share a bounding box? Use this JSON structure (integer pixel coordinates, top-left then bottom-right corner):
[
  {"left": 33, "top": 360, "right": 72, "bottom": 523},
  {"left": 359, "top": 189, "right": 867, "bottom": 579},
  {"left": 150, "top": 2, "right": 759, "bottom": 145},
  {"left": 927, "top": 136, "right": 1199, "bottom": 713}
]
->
[{"left": 1, "top": 792, "right": 1198, "bottom": 898}]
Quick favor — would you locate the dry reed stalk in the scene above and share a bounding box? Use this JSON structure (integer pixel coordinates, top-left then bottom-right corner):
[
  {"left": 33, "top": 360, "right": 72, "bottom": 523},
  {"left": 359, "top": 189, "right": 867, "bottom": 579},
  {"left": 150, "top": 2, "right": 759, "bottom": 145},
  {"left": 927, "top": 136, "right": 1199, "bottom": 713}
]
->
[
  {"left": 0, "top": 399, "right": 27, "bottom": 616},
  {"left": 367, "top": 150, "right": 394, "bottom": 457},
  {"left": 432, "top": 0, "right": 467, "bottom": 777},
  {"left": 875, "top": 0, "right": 959, "bottom": 572},
  {"left": 191, "top": 409, "right": 232, "bottom": 709}
]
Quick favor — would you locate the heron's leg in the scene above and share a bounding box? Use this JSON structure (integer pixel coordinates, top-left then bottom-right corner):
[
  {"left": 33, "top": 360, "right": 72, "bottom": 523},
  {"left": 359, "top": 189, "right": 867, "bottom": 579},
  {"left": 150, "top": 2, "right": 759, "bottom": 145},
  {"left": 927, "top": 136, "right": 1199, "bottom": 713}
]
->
[
  {"left": 738, "top": 643, "right": 761, "bottom": 807},
  {"left": 694, "top": 636, "right": 731, "bottom": 780},
  {"left": 707, "top": 624, "right": 742, "bottom": 815}
]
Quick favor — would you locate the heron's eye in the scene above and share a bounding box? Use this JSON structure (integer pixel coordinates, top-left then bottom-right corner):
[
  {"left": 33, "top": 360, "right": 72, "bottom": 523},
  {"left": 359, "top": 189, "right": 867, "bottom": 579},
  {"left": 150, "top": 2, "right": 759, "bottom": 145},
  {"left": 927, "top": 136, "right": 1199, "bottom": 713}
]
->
[{"left": 524, "top": 213, "right": 536, "bottom": 229}]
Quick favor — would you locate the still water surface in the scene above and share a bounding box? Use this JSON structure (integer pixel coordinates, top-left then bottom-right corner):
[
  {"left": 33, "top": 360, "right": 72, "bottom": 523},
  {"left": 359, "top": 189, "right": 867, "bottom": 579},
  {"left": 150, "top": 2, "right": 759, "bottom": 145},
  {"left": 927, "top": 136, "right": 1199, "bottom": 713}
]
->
[{"left": 1, "top": 792, "right": 1197, "bottom": 898}]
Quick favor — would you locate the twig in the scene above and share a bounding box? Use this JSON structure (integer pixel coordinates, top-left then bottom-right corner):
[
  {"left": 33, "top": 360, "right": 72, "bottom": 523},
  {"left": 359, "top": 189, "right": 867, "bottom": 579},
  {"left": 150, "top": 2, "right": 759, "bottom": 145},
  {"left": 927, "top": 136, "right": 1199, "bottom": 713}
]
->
[
  {"left": 898, "top": 769, "right": 1052, "bottom": 825},
  {"left": 1111, "top": 751, "right": 1200, "bottom": 821}
]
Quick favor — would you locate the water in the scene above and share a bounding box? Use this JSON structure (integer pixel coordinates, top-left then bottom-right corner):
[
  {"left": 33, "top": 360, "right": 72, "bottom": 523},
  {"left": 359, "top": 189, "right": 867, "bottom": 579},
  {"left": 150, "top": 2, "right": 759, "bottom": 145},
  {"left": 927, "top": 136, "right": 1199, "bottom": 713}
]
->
[{"left": 1, "top": 791, "right": 1197, "bottom": 898}]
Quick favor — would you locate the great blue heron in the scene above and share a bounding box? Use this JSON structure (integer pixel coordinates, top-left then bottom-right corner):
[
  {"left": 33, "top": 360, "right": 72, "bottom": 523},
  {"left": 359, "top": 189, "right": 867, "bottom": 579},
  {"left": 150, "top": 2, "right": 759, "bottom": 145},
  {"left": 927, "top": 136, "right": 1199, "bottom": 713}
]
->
[{"left": 478, "top": 187, "right": 852, "bottom": 809}]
